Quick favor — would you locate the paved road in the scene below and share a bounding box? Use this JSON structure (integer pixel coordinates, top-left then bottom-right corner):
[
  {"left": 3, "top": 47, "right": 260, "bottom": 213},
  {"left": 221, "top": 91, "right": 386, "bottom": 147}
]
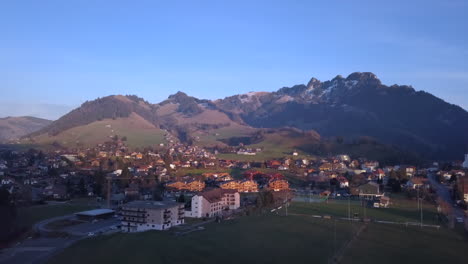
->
[
  {"left": 0, "top": 216, "right": 119, "bottom": 264},
  {"left": 427, "top": 173, "right": 465, "bottom": 220}
]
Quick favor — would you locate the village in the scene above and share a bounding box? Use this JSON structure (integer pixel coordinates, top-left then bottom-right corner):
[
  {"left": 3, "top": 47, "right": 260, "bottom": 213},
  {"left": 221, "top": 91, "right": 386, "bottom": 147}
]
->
[{"left": 1, "top": 139, "right": 468, "bottom": 264}]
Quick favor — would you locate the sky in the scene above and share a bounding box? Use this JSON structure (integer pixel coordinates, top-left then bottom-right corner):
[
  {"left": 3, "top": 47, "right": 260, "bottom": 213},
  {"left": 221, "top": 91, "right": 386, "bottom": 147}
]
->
[{"left": 1, "top": 0, "right": 467, "bottom": 119}]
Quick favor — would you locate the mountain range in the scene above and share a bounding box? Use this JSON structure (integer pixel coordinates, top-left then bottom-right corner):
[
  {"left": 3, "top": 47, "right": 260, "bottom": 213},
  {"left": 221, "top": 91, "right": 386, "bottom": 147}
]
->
[
  {"left": 0, "top": 116, "right": 52, "bottom": 142},
  {"left": 8, "top": 72, "right": 468, "bottom": 161}
]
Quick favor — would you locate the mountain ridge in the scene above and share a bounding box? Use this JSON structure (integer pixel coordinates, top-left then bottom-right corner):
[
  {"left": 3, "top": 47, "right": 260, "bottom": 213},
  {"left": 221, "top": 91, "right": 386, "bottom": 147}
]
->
[
  {"left": 19, "top": 72, "right": 468, "bottom": 160},
  {"left": 0, "top": 116, "right": 52, "bottom": 142}
]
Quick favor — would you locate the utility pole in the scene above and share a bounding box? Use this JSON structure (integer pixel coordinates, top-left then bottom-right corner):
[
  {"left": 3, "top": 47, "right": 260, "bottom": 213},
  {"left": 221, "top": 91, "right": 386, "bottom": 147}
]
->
[
  {"left": 417, "top": 188, "right": 420, "bottom": 210},
  {"left": 333, "top": 220, "right": 337, "bottom": 256},
  {"left": 420, "top": 196, "right": 423, "bottom": 228},
  {"left": 348, "top": 195, "right": 351, "bottom": 220},
  {"left": 364, "top": 202, "right": 367, "bottom": 220},
  {"left": 106, "top": 175, "right": 111, "bottom": 208}
]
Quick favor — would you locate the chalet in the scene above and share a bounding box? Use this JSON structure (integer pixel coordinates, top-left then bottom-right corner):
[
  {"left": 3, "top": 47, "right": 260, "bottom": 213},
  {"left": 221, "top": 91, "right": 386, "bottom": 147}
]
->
[
  {"left": 268, "top": 179, "right": 289, "bottom": 192},
  {"left": 238, "top": 180, "right": 259, "bottom": 193},
  {"left": 218, "top": 180, "right": 240, "bottom": 191},
  {"left": 319, "top": 163, "right": 333, "bottom": 172},
  {"left": 186, "top": 180, "right": 205, "bottom": 192}
]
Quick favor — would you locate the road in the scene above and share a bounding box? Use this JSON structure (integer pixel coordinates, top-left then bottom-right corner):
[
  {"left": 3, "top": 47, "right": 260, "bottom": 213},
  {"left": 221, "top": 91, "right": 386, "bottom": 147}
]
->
[
  {"left": 427, "top": 173, "right": 465, "bottom": 220},
  {"left": 0, "top": 215, "right": 119, "bottom": 264}
]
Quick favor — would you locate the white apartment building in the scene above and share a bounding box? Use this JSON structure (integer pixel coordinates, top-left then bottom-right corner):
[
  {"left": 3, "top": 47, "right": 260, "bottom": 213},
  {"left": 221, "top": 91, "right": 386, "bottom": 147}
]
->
[
  {"left": 121, "top": 200, "right": 184, "bottom": 232},
  {"left": 185, "top": 189, "right": 240, "bottom": 218}
]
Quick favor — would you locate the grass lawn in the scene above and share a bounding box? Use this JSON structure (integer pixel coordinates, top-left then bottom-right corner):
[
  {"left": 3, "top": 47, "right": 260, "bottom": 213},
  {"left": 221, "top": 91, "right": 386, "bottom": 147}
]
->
[
  {"left": 342, "top": 223, "right": 468, "bottom": 264},
  {"left": 48, "top": 215, "right": 357, "bottom": 264},
  {"left": 47, "top": 211, "right": 468, "bottom": 264},
  {"left": 289, "top": 196, "right": 441, "bottom": 225},
  {"left": 18, "top": 203, "right": 94, "bottom": 229}
]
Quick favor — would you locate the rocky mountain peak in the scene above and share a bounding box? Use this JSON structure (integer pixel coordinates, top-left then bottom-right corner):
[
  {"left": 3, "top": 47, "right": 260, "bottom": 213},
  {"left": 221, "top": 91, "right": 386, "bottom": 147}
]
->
[{"left": 345, "top": 72, "right": 381, "bottom": 86}]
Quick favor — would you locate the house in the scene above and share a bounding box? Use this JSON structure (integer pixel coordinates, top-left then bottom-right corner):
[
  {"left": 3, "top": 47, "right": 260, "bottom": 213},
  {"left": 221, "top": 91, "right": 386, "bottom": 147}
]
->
[
  {"left": 351, "top": 182, "right": 382, "bottom": 199},
  {"left": 43, "top": 184, "right": 68, "bottom": 200},
  {"left": 238, "top": 180, "right": 259, "bottom": 193},
  {"left": 124, "top": 183, "right": 140, "bottom": 198},
  {"left": 218, "top": 180, "right": 240, "bottom": 191},
  {"left": 268, "top": 179, "right": 289, "bottom": 192},
  {"left": 374, "top": 196, "right": 390, "bottom": 208},
  {"left": 121, "top": 200, "right": 184, "bottom": 232},
  {"left": 439, "top": 171, "right": 452, "bottom": 181},
  {"left": 404, "top": 166, "right": 417, "bottom": 177},
  {"left": 186, "top": 180, "right": 205, "bottom": 192},
  {"left": 374, "top": 169, "right": 385, "bottom": 180},
  {"left": 319, "top": 163, "right": 333, "bottom": 171},
  {"left": 336, "top": 154, "right": 350, "bottom": 162},
  {"left": 406, "top": 177, "right": 428, "bottom": 189},
  {"left": 457, "top": 176, "right": 468, "bottom": 202},
  {"left": 185, "top": 189, "right": 240, "bottom": 218},
  {"left": 337, "top": 176, "right": 349, "bottom": 188},
  {"left": 361, "top": 161, "right": 379, "bottom": 172}
]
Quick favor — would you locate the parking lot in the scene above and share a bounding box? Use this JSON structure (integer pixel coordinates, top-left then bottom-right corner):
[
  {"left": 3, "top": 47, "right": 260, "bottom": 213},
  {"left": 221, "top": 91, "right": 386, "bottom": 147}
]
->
[
  {"left": 64, "top": 218, "right": 121, "bottom": 236},
  {"left": 0, "top": 215, "right": 121, "bottom": 264}
]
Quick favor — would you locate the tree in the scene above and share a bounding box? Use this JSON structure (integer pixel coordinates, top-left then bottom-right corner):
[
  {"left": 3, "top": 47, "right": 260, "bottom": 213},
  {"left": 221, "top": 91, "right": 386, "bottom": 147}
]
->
[
  {"left": 177, "top": 194, "right": 185, "bottom": 203},
  {"left": 0, "top": 187, "right": 17, "bottom": 243},
  {"left": 256, "top": 190, "right": 274, "bottom": 209},
  {"left": 79, "top": 178, "right": 86, "bottom": 195},
  {"left": 153, "top": 181, "right": 165, "bottom": 201}
]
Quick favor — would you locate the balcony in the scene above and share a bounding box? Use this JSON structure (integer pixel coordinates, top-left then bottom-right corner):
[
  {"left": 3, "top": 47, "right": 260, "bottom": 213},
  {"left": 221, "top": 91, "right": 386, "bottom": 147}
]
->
[{"left": 121, "top": 211, "right": 146, "bottom": 217}]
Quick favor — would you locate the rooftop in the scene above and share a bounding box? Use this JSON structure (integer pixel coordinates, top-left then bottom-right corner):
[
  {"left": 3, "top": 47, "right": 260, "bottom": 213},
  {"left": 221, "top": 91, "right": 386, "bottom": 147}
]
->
[
  {"left": 122, "top": 200, "right": 181, "bottom": 210},
  {"left": 75, "top": 208, "right": 115, "bottom": 216}
]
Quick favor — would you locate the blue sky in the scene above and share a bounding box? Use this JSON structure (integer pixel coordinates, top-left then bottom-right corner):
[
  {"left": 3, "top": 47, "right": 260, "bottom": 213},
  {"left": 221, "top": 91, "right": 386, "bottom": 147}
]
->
[{"left": 1, "top": 0, "right": 467, "bottom": 119}]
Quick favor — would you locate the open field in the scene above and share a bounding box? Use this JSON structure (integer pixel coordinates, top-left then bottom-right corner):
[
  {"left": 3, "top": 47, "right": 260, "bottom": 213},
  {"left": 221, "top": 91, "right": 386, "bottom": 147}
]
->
[
  {"left": 342, "top": 223, "right": 468, "bottom": 264},
  {"left": 18, "top": 202, "right": 94, "bottom": 229},
  {"left": 290, "top": 195, "right": 440, "bottom": 224},
  {"left": 195, "top": 125, "right": 256, "bottom": 147},
  {"left": 28, "top": 114, "right": 166, "bottom": 149},
  {"left": 46, "top": 209, "right": 468, "bottom": 264},
  {"left": 203, "top": 127, "right": 319, "bottom": 161},
  {"left": 48, "top": 214, "right": 357, "bottom": 264}
]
